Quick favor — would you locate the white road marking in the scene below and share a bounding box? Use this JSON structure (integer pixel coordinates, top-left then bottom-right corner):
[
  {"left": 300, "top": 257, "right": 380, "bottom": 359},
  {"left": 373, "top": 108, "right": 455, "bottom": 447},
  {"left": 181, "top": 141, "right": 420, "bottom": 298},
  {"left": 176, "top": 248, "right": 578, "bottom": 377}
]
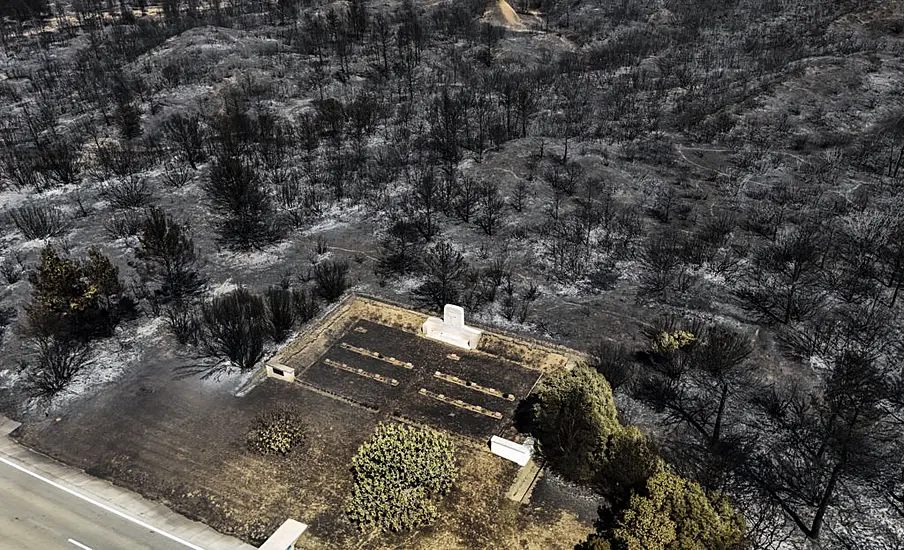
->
[
  {"left": 0, "top": 457, "right": 205, "bottom": 550},
  {"left": 68, "top": 539, "right": 94, "bottom": 550}
]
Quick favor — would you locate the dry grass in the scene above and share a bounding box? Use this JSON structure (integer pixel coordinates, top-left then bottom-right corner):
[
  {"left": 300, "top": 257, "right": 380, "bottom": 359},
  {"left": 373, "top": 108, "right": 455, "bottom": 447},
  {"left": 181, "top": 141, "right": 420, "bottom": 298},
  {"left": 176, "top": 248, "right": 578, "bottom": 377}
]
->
[
  {"left": 478, "top": 332, "right": 575, "bottom": 374},
  {"left": 356, "top": 448, "right": 590, "bottom": 550}
]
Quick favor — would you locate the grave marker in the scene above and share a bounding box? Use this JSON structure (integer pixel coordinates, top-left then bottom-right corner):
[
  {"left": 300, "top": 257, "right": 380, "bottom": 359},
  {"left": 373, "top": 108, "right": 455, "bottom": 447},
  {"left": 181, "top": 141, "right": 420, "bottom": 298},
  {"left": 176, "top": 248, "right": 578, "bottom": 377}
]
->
[
  {"left": 444, "top": 304, "right": 465, "bottom": 328},
  {"left": 422, "top": 304, "right": 483, "bottom": 350}
]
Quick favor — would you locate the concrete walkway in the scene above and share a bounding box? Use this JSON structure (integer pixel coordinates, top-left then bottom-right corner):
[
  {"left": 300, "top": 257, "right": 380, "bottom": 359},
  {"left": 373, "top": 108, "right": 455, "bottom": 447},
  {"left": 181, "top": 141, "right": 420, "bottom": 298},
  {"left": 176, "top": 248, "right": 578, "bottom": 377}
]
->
[
  {"left": 0, "top": 415, "right": 256, "bottom": 550},
  {"left": 505, "top": 457, "right": 543, "bottom": 504}
]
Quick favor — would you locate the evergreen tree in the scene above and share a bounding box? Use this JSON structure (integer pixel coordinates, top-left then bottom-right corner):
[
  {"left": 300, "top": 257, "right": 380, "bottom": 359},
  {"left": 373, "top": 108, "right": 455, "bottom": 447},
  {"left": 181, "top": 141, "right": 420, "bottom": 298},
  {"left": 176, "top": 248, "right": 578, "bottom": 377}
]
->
[{"left": 533, "top": 365, "right": 620, "bottom": 483}]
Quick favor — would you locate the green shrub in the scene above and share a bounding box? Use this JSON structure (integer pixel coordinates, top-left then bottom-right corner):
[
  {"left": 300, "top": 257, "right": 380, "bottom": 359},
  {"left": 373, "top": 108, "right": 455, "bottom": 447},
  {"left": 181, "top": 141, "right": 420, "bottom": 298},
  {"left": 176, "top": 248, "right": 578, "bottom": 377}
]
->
[
  {"left": 247, "top": 407, "right": 306, "bottom": 456},
  {"left": 346, "top": 423, "right": 457, "bottom": 532},
  {"left": 650, "top": 330, "right": 696, "bottom": 354}
]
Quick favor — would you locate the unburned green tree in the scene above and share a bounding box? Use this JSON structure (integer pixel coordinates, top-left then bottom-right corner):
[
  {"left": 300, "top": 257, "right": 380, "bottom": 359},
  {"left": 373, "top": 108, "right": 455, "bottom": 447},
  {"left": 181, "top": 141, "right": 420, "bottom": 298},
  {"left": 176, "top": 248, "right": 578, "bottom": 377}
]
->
[
  {"left": 532, "top": 365, "right": 620, "bottom": 483},
  {"left": 83, "top": 247, "right": 124, "bottom": 310},
  {"left": 30, "top": 246, "right": 95, "bottom": 315},
  {"left": 584, "top": 470, "right": 747, "bottom": 550},
  {"left": 26, "top": 245, "right": 125, "bottom": 339},
  {"left": 597, "top": 426, "right": 664, "bottom": 510}
]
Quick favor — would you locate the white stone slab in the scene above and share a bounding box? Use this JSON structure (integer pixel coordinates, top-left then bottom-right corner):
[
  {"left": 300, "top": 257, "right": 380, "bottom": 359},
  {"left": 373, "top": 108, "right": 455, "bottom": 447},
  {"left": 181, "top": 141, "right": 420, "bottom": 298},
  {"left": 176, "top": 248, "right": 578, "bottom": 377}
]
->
[
  {"left": 260, "top": 518, "right": 308, "bottom": 550},
  {"left": 490, "top": 436, "right": 534, "bottom": 466},
  {"left": 265, "top": 362, "right": 296, "bottom": 383},
  {"left": 0, "top": 415, "right": 21, "bottom": 437},
  {"left": 422, "top": 304, "right": 483, "bottom": 350}
]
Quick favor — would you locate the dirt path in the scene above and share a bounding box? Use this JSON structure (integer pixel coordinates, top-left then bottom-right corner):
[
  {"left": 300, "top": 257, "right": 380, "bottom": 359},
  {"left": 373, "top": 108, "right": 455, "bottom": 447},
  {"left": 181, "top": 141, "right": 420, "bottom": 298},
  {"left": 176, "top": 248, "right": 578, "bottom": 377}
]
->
[
  {"left": 327, "top": 246, "right": 379, "bottom": 262},
  {"left": 675, "top": 144, "right": 771, "bottom": 192},
  {"left": 498, "top": 0, "right": 522, "bottom": 27}
]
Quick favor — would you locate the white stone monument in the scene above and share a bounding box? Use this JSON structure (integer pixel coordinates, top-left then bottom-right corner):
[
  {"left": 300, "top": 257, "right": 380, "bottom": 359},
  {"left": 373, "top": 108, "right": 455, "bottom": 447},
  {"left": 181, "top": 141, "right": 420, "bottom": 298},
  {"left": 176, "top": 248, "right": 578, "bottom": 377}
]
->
[
  {"left": 422, "top": 304, "right": 483, "bottom": 350},
  {"left": 490, "top": 436, "right": 535, "bottom": 466}
]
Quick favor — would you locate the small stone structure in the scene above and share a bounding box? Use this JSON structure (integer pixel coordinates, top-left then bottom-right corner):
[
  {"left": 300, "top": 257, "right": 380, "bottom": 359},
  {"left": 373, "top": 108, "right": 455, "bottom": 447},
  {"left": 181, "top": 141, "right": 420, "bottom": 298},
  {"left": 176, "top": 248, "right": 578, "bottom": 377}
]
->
[
  {"left": 260, "top": 518, "right": 308, "bottom": 550},
  {"left": 265, "top": 361, "right": 296, "bottom": 383},
  {"left": 490, "top": 436, "right": 535, "bottom": 466},
  {"left": 422, "top": 304, "right": 483, "bottom": 350}
]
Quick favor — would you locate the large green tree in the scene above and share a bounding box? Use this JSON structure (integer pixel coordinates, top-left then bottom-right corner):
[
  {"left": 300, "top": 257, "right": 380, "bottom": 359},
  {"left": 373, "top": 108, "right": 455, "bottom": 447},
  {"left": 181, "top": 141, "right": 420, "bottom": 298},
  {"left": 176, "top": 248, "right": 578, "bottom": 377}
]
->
[{"left": 533, "top": 365, "right": 620, "bottom": 483}]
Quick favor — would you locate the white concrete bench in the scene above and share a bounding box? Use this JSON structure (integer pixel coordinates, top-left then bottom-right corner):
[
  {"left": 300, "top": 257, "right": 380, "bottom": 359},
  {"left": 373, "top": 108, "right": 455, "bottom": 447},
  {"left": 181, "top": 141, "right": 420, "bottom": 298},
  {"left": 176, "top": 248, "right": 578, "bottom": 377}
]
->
[{"left": 490, "top": 436, "right": 535, "bottom": 466}]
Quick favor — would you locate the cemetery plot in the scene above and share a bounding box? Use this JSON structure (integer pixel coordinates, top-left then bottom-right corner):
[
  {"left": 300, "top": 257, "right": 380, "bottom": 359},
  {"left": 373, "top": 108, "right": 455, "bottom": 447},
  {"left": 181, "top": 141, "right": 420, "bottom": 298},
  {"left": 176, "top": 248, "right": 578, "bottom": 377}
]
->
[
  {"left": 437, "top": 354, "right": 538, "bottom": 398},
  {"left": 338, "top": 321, "right": 410, "bottom": 355},
  {"left": 323, "top": 358, "right": 399, "bottom": 386},
  {"left": 433, "top": 370, "right": 517, "bottom": 401},
  {"left": 345, "top": 320, "right": 540, "bottom": 395},
  {"left": 299, "top": 360, "right": 401, "bottom": 410},
  {"left": 404, "top": 390, "right": 505, "bottom": 440},
  {"left": 339, "top": 342, "right": 414, "bottom": 369},
  {"left": 325, "top": 345, "right": 412, "bottom": 380},
  {"left": 423, "top": 375, "right": 512, "bottom": 413},
  {"left": 294, "top": 318, "right": 541, "bottom": 440},
  {"left": 417, "top": 388, "right": 502, "bottom": 419},
  {"left": 18, "top": 295, "right": 580, "bottom": 549}
]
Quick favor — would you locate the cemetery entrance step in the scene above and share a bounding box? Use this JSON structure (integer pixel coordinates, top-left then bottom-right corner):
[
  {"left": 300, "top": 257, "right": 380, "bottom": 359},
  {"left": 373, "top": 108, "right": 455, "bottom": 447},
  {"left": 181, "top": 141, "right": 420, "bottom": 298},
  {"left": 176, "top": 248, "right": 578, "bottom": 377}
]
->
[{"left": 505, "top": 457, "right": 543, "bottom": 504}]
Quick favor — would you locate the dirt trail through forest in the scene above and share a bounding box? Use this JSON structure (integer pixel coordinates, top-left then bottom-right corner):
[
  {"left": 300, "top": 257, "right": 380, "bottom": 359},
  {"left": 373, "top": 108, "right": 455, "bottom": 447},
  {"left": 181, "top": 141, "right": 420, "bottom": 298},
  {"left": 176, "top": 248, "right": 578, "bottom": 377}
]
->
[{"left": 498, "top": 0, "right": 522, "bottom": 27}]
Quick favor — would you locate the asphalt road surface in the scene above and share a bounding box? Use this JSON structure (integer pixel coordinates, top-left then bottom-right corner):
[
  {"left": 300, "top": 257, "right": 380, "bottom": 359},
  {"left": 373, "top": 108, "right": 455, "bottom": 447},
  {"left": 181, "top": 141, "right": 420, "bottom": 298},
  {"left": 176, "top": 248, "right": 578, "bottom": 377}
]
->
[{"left": 0, "top": 457, "right": 204, "bottom": 550}]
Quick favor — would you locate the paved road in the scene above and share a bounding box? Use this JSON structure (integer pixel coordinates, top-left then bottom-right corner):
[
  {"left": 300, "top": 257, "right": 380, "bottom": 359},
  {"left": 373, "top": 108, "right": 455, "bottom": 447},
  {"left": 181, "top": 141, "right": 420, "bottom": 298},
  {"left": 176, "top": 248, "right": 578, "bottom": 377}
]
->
[{"left": 0, "top": 458, "right": 202, "bottom": 550}]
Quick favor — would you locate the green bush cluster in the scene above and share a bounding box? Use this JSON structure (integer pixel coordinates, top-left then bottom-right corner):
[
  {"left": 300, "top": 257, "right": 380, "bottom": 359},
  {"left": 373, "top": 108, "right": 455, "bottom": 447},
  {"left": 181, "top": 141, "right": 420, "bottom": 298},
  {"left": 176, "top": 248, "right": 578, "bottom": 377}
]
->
[
  {"left": 532, "top": 366, "right": 747, "bottom": 550},
  {"left": 650, "top": 330, "right": 697, "bottom": 354},
  {"left": 583, "top": 470, "right": 746, "bottom": 550},
  {"left": 26, "top": 245, "right": 126, "bottom": 341},
  {"left": 346, "top": 422, "right": 457, "bottom": 533},
  {"left": 247, "top": 407, "right": 306, "bottom": 456}
]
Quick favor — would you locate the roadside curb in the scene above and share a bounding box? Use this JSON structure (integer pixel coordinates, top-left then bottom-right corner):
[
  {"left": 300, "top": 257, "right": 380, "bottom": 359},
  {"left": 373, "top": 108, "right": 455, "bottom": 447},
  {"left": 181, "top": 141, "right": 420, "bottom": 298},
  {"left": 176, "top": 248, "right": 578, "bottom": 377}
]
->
[{"left": 0, "top": 415, "right": 256, "bottom": 550}]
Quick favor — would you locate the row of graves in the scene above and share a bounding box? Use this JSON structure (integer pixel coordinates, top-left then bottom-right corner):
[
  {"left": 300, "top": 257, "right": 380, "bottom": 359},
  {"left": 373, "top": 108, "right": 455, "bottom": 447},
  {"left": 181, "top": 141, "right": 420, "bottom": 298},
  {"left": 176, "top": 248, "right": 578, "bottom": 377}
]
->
[{"left": 265, "top": 297, "right": 574, "bottom": 460}]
